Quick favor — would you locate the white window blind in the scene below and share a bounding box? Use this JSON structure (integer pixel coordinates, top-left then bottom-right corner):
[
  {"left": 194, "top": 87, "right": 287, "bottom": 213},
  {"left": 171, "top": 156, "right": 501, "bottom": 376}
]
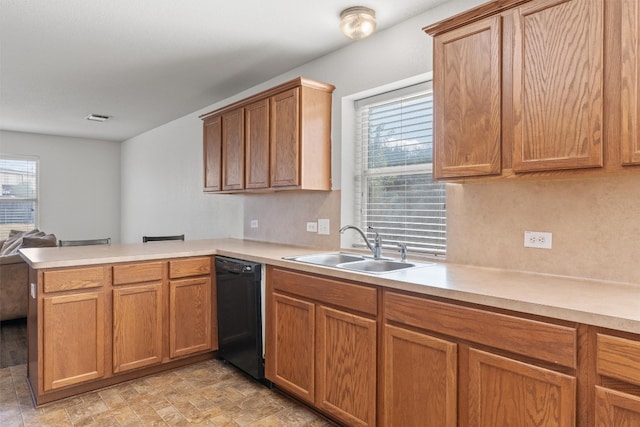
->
[
  {"left": 0, "top": 156, "right": 38, "bottom": 240},
  {"left": 354, "top": 82, "right": 446, "bottom": 256}
]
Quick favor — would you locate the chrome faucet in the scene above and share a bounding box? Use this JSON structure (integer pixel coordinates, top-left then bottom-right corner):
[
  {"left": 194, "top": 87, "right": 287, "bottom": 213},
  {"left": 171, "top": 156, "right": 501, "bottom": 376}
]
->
[
  {"left": 339, "top": 225, "right": 382, "bottom": 260},
  {"left": 396, "top": 242, "right": 408, "bottom": 262}
]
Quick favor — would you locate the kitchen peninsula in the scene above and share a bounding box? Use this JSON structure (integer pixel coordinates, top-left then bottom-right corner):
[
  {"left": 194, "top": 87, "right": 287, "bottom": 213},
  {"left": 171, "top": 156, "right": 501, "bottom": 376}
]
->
[{"left": 20, "top": 239, "right": 640, "bottom": 425}]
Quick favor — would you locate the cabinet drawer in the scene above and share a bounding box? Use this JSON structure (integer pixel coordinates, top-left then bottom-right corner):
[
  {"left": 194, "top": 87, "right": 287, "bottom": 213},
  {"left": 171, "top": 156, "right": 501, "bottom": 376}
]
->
[
  {"left": 169, "top": 257, "right": 211, "bottom": 279},
  {"left": 385, "top": 291, "right": 577, "bottom": 368},
  {"left": 44, "top": 266, "right": 108, "bottom": 292},
  {"left": 597, "top": 334, "right": 640, "bottom": 386},
  {"left": 269, "top": 267, "right": 377, "bottom": 316},
  {"left": 113, "top": 261, "right": 163, "bottom": 285}
]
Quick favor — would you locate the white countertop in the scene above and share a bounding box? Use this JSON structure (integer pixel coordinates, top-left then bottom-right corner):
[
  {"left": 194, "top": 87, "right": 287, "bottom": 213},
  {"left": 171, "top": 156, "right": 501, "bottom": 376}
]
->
[{"left": 20, "top": 238, "right": 640, "bottom": 334}]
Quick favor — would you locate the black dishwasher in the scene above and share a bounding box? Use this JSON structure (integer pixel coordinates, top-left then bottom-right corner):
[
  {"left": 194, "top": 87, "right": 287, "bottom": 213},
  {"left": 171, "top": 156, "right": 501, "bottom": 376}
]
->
[{"left": 215, "top": 256, "right": 265, "bottom": 382}]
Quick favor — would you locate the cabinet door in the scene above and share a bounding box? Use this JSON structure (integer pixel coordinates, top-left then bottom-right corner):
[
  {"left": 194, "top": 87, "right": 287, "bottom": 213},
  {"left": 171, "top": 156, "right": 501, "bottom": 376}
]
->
[
  {"left": 43, "top": 292, "right": 105, "bottom": 391},
  {"left": 433, "top": 15, "right": 502, "bottom": 178},
  {"left": 245, "top": 98, "right": 270, "bottom": 189},
  {"left": 383, "top": 324, "right": 457, "bottom": 427},
  {"left": 203, "top": 115, "right": 222, "bottom": 191},
  {"left": 621, "top": 0, "right": 640, "bottom": 165},
  {"left": 113, "top": 283, "right": 163, "bottom": 373},
  {"left": 316, "top": 305, "right": 377, "bottom": 427},
  {"left": 270, "top": 87, "right": 300, "bottom": 187},
  {"left": 597, "top": 333, "right": 640, "bottom": 387},
  {"left": 596, "top": 387, "right": 640, "bottom": 427},
  {"left": 512, "top": 0, "right": 604, "bottom": 172},
  {"left": 468, "top": 348, "right": 576, "bottom": 426},
  {"left": 169, "top": 277, "right": 212, "bottom": 358},
  {"left": 265, "top": 292, "right": 315, "bottom": 404},
  {"left": 221, "top": 108, "right": 244, "bottom": 191}
]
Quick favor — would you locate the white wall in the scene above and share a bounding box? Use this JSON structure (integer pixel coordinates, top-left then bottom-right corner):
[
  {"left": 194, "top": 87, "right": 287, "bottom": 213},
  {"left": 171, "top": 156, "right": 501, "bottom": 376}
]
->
[
  {"left": 120, "top": 0, "right": 483, "bottom": 244},
  {"left": 0, "top": 130, "right": 121, "bottom": 242},
  {"left": 120, "top": 112, "right": 243, "bottom": 243}
]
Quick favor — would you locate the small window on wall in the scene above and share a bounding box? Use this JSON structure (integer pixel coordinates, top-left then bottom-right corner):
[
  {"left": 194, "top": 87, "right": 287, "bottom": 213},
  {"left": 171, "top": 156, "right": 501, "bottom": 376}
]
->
[
  {"left": 0, "top": 155, "right": 39, "bottom": 240},
  {"left": 354, "top": 81, "right": 446, "bottom": 257}
]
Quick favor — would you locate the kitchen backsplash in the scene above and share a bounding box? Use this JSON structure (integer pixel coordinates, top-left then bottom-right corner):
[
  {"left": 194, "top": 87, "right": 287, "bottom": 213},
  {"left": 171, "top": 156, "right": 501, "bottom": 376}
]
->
[
  {"left": 243, "top": 190, "right": 340, "bottom": 249},
  {"left": 446, "top": 174, "right": 640, "bottom": 285},
  {"left": 243, "top": 175, "right": 639, "bottom": 286}
]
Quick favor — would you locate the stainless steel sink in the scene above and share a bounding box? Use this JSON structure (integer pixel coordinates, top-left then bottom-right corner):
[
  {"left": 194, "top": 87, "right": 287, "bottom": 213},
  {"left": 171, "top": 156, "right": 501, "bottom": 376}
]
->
[
  {"left": 286, "top": 252, "right": 365, "bottom": 266},
  {"left": 336, "top": 259, "right": 416, "bottom": 273},
  {"left": 285, "top": 252, "right": 429, "bottom": 274}
]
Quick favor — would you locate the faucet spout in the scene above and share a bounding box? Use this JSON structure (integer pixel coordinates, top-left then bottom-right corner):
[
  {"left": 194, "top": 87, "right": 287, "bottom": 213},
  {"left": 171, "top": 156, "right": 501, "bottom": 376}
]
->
[{"left": 339, "top": 225, "right": 382, "bottom": 260}]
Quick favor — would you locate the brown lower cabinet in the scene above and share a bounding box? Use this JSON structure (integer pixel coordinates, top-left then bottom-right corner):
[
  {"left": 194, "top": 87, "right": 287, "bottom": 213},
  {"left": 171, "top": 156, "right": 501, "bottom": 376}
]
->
[
  {"left": 268, "top": 292, "right": 316, "bottom": 403},
  {"left": 467, "top": 349, "right": 576, "bottom": 426},
  {"left": 263, "top": 267, "right": 640, "bottom": 427},
  {"left": 383, "top": 290, "right": 578, "bottom": 427},
  {"left": 595, "top": 333, "right": 640, "bottom": 426},
  {"left": 28, "top": 256, "right": 216, "bottom": 406},
  {"left": 595, "top": 387, "right": 640, "bottom": 426},
  {"left": 265, "top": 267, "right": 377, "bottom": 427},
  {"left": 383, "top": 324, "right": 457, "bottom": 426},
  {"left": 112, "top": 283, "right": 163, "bottom": 373},
  {"left": 169, "top": 276, "right": 212, "bottom": 358},
  {"left": 31, "top": 258, "right": 640, "bottom": 424},
  {"left": 42, "top": 291, "right": 106, "bottom": 391},
  {"left": 315, "top": 305, "right": 377, "bottom": 426}
]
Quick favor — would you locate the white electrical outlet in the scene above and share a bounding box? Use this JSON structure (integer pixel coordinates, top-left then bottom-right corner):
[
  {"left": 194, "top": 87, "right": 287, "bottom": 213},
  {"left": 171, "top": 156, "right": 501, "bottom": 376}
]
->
[
  {"left": 250, "top": 219, "right": 258, "bottom": 229},
  {"left": 524, "top": 231, "right": 552, "bottom": 249},
  {"left": 306, "top": 222, "right": 318, "bottom": 232},
  {"left": 317, "top": 219, "right": 330, "bottom": 235}
]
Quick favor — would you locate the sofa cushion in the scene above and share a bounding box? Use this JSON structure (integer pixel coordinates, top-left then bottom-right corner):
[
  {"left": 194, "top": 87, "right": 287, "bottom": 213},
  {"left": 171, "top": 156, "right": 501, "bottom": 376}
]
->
[
  {"left": 22, "top": 234, "right": 57, "bottom": 249},
  {"left": 0, "top": 229, "right": 47, "bottom": 256},
  {"left": 0, "top": 232, "right": 26, "bottom": 256}
]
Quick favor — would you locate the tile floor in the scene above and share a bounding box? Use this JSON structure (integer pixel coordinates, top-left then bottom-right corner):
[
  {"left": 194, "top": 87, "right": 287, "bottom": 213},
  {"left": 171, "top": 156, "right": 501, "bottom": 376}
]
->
[{"left": 0, "top": 360, "right": 336, "bottom": 426}]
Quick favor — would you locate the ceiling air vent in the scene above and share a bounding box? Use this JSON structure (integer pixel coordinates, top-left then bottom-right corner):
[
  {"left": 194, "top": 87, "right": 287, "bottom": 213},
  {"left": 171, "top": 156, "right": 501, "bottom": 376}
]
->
[{"left": 85, "top": 114, "right": 111, "bottom": 122}]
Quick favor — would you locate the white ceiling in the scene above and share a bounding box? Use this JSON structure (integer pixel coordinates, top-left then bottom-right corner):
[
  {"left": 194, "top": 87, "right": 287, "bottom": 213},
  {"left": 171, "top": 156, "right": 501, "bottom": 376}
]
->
[{"left": 0, "top": 0, "right": 448, "bottom": 142}]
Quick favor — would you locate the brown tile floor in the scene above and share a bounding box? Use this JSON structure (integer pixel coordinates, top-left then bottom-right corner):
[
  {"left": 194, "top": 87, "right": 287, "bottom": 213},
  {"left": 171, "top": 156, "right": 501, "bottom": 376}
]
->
[{"left": 0, "top": 360, "right": 337, "bottom": 426}]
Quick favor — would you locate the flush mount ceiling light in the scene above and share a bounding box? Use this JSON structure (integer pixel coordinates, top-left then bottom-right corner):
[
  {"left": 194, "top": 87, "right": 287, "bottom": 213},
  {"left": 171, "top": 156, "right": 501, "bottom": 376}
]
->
[
  {"left": 85, "top": 114, "right": 111, "bottom": 122},
  {"left": 340, "top": 6, "right": 377, "bottom": 41}
]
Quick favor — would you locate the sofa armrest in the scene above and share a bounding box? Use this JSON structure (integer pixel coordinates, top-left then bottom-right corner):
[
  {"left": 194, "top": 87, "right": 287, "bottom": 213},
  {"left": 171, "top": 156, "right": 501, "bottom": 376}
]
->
[{"left": 0, "top": 254, "right": 25, "bottom": 266}]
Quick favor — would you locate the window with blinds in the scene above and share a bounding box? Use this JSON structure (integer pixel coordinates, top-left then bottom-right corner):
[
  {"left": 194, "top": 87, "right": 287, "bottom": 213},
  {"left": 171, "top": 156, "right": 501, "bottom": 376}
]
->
[
  {"left": 354, "top": 82, "right": 446, "bottom": 256},
  {"left": 0, "top": 156, "right": 38, "bottom": 240}
]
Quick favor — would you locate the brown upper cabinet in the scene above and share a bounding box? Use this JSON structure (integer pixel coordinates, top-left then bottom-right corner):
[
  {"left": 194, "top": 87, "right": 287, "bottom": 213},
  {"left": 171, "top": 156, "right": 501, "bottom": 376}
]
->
[
  {"left": 512, "top": 0, "right": 603, "bottom": 173},
  {"left": 432, "top": 15, "right": 502, "bottom": 178},
  {"left": 200, "top": 77, "right": 335, "bottom": 193},
  {"left": 424, "top": 0, "right": 640, "bottom": 181},
  {"left": 245, "top": 98, "right": 270, "bottom": 189},
  {"left": 202, "top": 115, "right": 222, "bottom": 191},
  {"left": 221, "top": 108, "right": 245, "bottom": 191},
  {"left": 621, "top": 0, "right": 640, "bottom": 165}
]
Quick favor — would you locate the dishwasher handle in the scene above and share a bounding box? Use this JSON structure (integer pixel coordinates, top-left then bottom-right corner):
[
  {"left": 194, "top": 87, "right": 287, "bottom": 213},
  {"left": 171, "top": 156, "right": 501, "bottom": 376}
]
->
[{"left": 215, "top": 257, "right": 259, "bottom": 275}]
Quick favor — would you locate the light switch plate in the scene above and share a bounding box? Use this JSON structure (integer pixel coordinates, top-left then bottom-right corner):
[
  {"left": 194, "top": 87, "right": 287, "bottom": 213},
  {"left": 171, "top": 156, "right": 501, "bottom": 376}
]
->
[
  {"left": 317, "top": 219, "right": 330, "bottom": 235},
  {"left": 306, "top": 222, "right": 318, "bottom": 232}
]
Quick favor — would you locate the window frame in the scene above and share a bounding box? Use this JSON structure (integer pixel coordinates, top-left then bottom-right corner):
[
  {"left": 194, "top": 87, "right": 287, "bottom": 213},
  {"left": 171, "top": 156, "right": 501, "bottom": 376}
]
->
[
  {"left": 343, "top": 75, "right": 446, "bottom": 258},
  {"left": 0, "top": 154, "right": 40, "bottom": 240}
]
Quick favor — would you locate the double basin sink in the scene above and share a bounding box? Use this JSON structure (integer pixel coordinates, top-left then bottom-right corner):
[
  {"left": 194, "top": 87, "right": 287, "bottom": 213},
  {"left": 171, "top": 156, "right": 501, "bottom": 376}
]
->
[{"left": 285, "top": 252, "right": 431, "bottom": 274}]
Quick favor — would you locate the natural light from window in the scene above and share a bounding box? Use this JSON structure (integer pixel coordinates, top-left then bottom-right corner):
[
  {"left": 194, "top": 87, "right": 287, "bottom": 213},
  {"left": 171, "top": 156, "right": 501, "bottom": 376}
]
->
[
  {"left": 0, "top": 156, "right": 39, "bottom": 240},
  {"left": 352, "top": 81, "right": 446, "bottom": 257}
]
